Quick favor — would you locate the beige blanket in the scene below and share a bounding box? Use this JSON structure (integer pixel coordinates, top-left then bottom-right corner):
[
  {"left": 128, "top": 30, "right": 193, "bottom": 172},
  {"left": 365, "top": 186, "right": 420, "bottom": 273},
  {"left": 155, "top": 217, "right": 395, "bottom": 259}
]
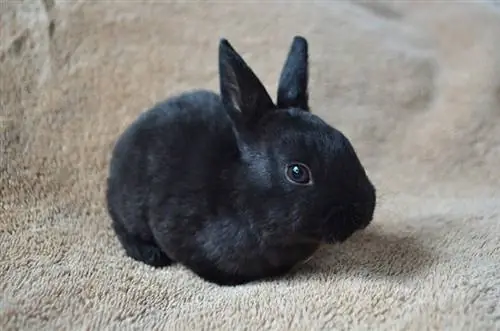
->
[{"left": 2, "top": 1, "right": 500, "bottom": 330}]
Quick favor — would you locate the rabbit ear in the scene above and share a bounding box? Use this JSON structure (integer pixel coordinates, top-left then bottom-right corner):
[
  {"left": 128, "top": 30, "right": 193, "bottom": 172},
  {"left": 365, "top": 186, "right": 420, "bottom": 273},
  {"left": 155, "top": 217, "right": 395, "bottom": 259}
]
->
[
  {"left": 276, "top": 36, "right": 309, "bottom": 111},
  {"left": 219, "top": 38, "right": 276, "bottom": 126}
]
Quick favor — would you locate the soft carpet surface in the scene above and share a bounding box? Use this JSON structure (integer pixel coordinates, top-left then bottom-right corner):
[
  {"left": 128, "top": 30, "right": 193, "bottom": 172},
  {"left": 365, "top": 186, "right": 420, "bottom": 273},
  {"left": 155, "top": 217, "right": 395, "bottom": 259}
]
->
[{"left": 1, "top": 0, "right": 500, "bottom": 330}]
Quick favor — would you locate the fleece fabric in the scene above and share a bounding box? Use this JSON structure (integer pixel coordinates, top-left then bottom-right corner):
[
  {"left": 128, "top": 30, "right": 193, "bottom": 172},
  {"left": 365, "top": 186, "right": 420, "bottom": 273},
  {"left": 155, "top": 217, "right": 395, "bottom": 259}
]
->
[{"left": 1, "top": 1, "right": 500, "bottom": 330}]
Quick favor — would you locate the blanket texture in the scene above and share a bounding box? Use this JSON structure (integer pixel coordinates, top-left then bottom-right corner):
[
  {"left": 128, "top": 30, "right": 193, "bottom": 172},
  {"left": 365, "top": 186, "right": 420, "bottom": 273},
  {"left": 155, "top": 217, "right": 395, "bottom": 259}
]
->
[{"left": 1, "top": 0, "right": 500, "bottom": 330}]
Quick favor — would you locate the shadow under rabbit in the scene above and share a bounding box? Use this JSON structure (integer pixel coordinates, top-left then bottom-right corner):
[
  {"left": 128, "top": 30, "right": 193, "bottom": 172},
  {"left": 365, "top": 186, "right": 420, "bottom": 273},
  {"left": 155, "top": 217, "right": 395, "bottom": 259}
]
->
[{"left": 285, "top": 226, "right": 437, "bottom": 282}]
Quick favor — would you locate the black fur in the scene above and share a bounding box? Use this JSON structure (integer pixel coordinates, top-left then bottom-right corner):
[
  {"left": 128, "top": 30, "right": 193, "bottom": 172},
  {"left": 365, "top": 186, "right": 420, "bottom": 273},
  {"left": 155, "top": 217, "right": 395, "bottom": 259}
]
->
[{"left": 105, "top": 36, "right": 376, "bottom": 286}]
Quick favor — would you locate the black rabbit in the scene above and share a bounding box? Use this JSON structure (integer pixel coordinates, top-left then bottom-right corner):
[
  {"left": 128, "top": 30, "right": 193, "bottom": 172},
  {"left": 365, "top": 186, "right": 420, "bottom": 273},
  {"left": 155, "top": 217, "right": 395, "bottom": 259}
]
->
[{"left": 105, "top": 36, "right": 376, "bottom": 286}]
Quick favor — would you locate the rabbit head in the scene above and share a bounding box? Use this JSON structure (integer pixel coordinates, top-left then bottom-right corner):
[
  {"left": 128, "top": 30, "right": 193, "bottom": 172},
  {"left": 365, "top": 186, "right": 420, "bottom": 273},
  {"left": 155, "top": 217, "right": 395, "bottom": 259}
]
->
[{"left": 218, "top": 36, "right": 377, "bottom": 246}]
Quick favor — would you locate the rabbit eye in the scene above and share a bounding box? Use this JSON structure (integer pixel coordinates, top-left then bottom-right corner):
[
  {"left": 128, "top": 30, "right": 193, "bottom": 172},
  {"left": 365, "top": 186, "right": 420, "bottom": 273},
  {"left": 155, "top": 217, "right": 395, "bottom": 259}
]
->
[{"left": 285, "top": 163, "right": 313, "bottom": 185}]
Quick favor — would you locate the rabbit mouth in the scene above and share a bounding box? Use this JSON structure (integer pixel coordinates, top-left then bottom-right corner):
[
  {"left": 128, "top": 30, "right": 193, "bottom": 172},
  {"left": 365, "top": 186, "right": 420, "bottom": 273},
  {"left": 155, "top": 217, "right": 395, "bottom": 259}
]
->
[{"left": 320, "top": 203, "right": 373, "bottom": 244}]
